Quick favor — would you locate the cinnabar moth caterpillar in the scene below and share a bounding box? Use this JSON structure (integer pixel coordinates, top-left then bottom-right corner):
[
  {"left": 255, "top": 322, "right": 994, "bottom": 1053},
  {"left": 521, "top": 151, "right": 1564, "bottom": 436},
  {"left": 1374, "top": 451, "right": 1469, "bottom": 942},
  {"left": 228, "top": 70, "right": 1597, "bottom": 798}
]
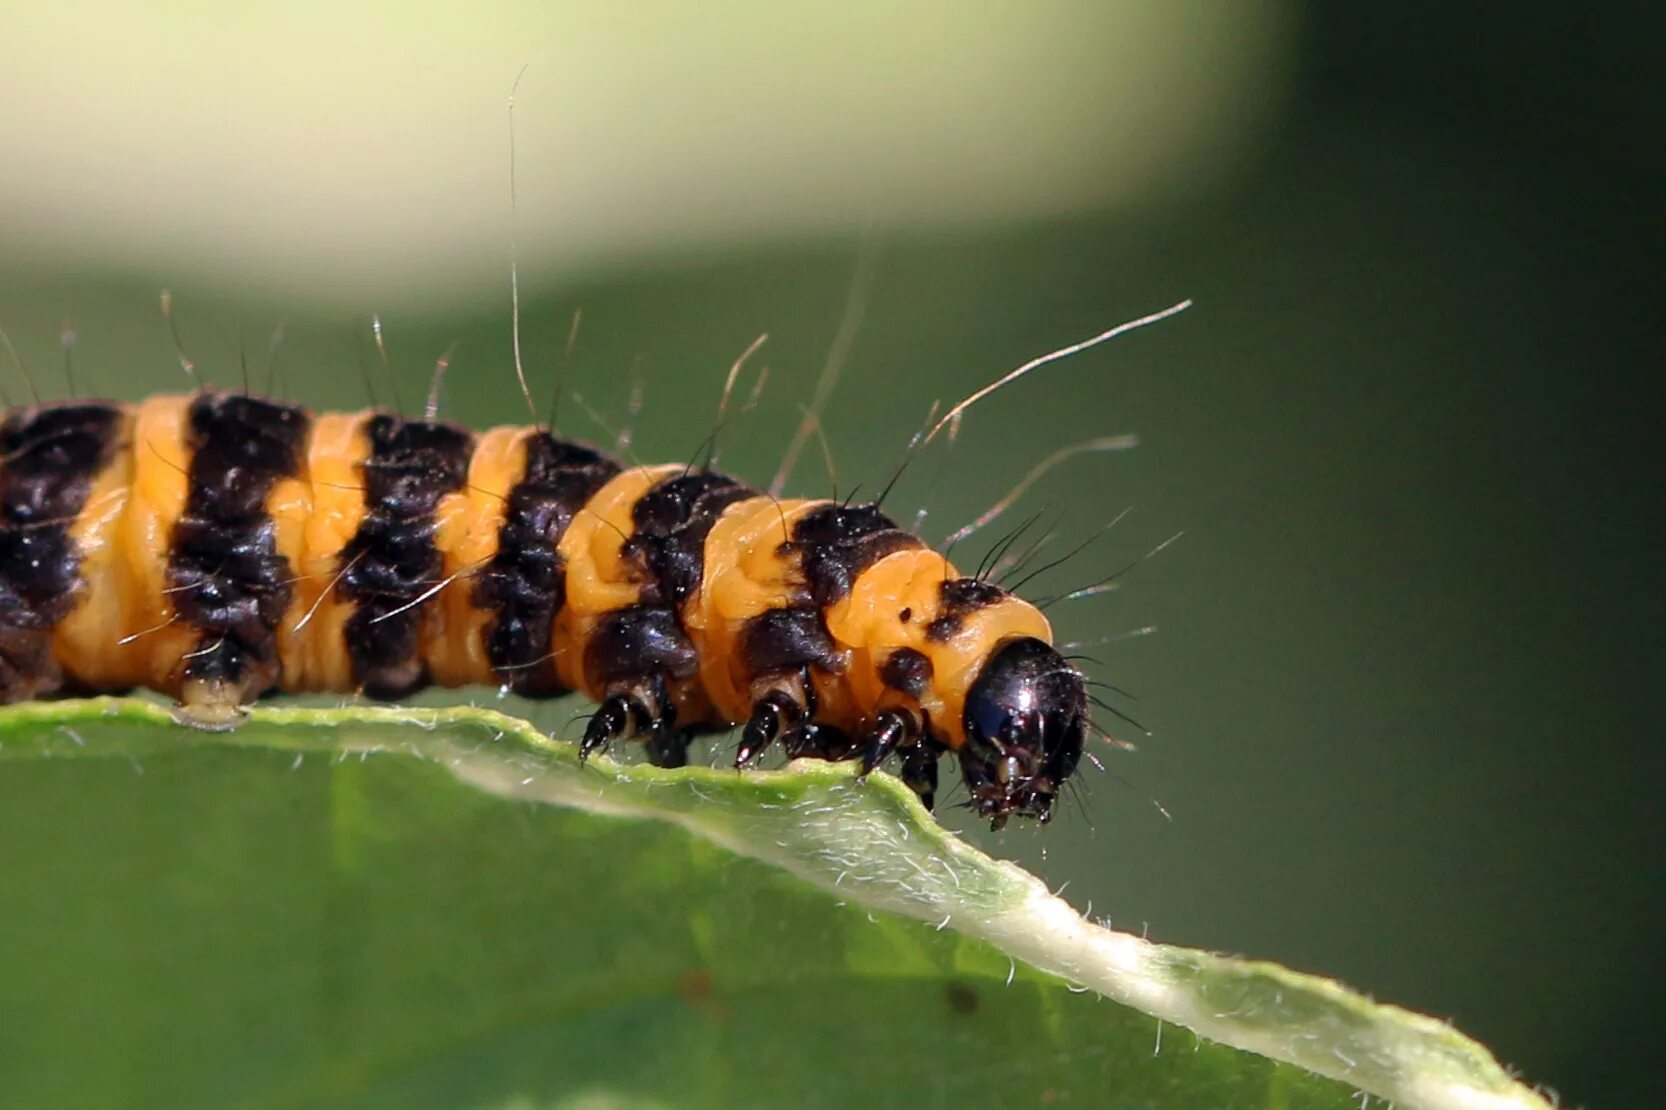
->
[{"left": 0, "top": 384, "right": 1092, "bottom": 826}]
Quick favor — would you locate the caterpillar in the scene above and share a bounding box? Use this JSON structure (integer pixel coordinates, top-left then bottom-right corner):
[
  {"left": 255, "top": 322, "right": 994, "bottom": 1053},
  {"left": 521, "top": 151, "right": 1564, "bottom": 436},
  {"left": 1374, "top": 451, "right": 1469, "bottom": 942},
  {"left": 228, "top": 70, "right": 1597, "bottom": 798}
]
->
[{"left": 0, "top": 307, "right": 1182, "bottom": 827}]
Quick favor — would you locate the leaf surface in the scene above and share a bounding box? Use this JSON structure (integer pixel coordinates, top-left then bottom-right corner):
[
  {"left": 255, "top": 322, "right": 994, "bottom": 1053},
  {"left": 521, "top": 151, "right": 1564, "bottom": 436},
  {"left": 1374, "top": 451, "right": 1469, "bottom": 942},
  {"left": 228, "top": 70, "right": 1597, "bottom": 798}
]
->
[{"left": 0, "top": 701, "right": 1544, "bottom": 1109}]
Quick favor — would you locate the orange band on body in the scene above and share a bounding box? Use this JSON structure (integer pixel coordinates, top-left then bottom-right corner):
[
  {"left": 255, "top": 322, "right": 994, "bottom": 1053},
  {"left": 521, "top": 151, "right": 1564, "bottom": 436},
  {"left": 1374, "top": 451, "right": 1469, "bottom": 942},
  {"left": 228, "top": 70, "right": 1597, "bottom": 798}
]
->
[
  {"left": 100, "top": 396, "right": 198, "bottom": 696},
  {"left": 551, "top": 463, "right": 681, "bottom": 697},
  {"left": 684, "top": 495, "right": 826, "bottom": 723},
  {"left": 277, "top": 409, "right": 371, "bottom": 692},
  {"left": 424, "top": 424, "right": 528, "bottom": 688},
  {"left": 52, "top": 405, "right": 138, "bottom": 691}
]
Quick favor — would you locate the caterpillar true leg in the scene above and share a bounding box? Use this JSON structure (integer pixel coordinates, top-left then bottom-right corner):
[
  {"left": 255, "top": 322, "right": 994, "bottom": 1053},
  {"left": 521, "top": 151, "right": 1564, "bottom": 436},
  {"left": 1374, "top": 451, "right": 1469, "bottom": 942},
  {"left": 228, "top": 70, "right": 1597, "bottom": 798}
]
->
[
  {"left": 580, "top": 679, "right": 664, "bottom": 761},
  {"left": 736, "top": 687, "right": 807, "bottom": 768},
  {"left": 858, "top": 707, "right": 914, "bottom": 779},
  {"left": 579, "top": 670, "right": 693, "bottom": 769},
  {"left": 735, "top": 657, "right": 836, "bottom": 768},
  {"left": 578, "top": 692, "right": 645, "bottom": 760}
]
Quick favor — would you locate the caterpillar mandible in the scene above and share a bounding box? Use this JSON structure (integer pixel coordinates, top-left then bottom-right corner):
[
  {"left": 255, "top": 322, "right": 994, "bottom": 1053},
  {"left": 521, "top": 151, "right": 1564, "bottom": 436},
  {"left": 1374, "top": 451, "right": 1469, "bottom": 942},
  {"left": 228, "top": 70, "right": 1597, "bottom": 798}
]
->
[{"left": 0, "top": 305, "right": 1184, "bottom": 827}]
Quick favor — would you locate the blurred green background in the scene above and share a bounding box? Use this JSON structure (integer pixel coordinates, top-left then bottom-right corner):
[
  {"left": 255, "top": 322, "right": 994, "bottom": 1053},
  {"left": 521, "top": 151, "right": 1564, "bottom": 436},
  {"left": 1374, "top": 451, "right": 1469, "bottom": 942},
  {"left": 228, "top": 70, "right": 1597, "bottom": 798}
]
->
[{"left": 1, "top": 5, "right": 1659, "bottom": 1107}]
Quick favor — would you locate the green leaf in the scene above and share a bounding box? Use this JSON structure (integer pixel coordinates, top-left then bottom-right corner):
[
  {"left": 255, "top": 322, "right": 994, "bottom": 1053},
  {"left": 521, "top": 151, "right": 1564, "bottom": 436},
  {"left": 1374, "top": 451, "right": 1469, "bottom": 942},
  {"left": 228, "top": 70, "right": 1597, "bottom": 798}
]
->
[{"left": 0, "top": 700, "right": 1543, "bottom": 1109}]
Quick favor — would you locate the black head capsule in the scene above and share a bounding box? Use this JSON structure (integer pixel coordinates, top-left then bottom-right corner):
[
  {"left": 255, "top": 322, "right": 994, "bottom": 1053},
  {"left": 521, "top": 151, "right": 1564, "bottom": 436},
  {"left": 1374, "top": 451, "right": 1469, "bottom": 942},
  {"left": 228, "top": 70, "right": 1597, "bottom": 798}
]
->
[{"left": 959, "top": 636, "right": 1086, "bottom": 829}]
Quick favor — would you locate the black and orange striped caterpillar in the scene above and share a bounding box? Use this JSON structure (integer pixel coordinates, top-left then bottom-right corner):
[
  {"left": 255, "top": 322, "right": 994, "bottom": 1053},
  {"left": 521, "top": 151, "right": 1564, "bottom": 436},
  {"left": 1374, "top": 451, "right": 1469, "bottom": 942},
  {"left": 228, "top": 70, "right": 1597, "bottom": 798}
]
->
[{"left": 0, "top": 307, "right": 1182, "bottom": 826}]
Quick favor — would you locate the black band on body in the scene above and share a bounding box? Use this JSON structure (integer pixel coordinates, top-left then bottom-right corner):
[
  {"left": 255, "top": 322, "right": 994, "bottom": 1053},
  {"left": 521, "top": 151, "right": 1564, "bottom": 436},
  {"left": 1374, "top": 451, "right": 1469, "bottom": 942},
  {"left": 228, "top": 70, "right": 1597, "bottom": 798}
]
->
[
  {"left": 739, "top": 605, "right": 845, "bottom": 678},
  {"left": 925, "top": 577, "right": 1009, "bottom": 642},
  {"left": 624, "top": 471, "right": 757, "bottom": 608},
  {"left": 783, "top": 502, "right": 924, "bottom": 608},
  {"left": 167, "top": 391, "right": 311, "bottom": 696},
  {"left": 475, "top": 430, "right": 620, "bottom": 696},
  {"left": 583, "top": 469, "right": 755, "bottom": 695},
  {"left": 584, "top": 604, "right": 702, "bottom": 686},
  {"left": 0, "top": 401, "right": 126, "bottom": 698},
  {"left": 339, "top": 412, "right": 472, "bottom": 699}
]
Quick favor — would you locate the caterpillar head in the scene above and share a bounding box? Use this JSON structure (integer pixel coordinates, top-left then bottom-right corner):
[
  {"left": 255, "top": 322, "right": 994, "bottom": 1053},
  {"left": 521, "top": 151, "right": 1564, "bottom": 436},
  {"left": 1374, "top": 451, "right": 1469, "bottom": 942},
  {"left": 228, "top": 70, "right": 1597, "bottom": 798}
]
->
[{"left": 960, "top": 636, "right": 1086, "bottom": 829}]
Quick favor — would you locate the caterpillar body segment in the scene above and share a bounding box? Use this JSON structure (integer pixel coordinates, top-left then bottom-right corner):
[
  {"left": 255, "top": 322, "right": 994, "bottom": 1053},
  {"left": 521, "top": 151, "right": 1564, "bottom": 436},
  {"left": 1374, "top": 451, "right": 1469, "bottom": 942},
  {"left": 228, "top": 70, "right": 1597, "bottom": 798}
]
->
[
  {"left": 0, "top": 389, "right": 1088, "bottom": 825},
  {"left": 0, "top": 400, "right": 127, "bottom": 701}
]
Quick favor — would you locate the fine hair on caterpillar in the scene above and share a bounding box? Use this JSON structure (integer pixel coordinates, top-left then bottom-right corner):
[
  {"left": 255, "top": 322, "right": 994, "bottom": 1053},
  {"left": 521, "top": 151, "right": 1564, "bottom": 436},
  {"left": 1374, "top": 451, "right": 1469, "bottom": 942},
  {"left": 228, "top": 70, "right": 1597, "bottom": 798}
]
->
[{"left": 0, "top": 295, "right": 1185, "bottom": 829}]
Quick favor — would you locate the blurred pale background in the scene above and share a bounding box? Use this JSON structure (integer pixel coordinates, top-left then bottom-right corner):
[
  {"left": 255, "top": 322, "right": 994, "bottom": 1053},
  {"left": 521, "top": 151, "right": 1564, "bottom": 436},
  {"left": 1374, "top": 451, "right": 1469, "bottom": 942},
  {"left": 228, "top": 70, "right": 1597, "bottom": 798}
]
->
[
  {"left": 1, "top": 5, "right": 1659, "bottom": 1107},
  {"left": 2, "top": 2, "right": 1287, "bottom": 302}
]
